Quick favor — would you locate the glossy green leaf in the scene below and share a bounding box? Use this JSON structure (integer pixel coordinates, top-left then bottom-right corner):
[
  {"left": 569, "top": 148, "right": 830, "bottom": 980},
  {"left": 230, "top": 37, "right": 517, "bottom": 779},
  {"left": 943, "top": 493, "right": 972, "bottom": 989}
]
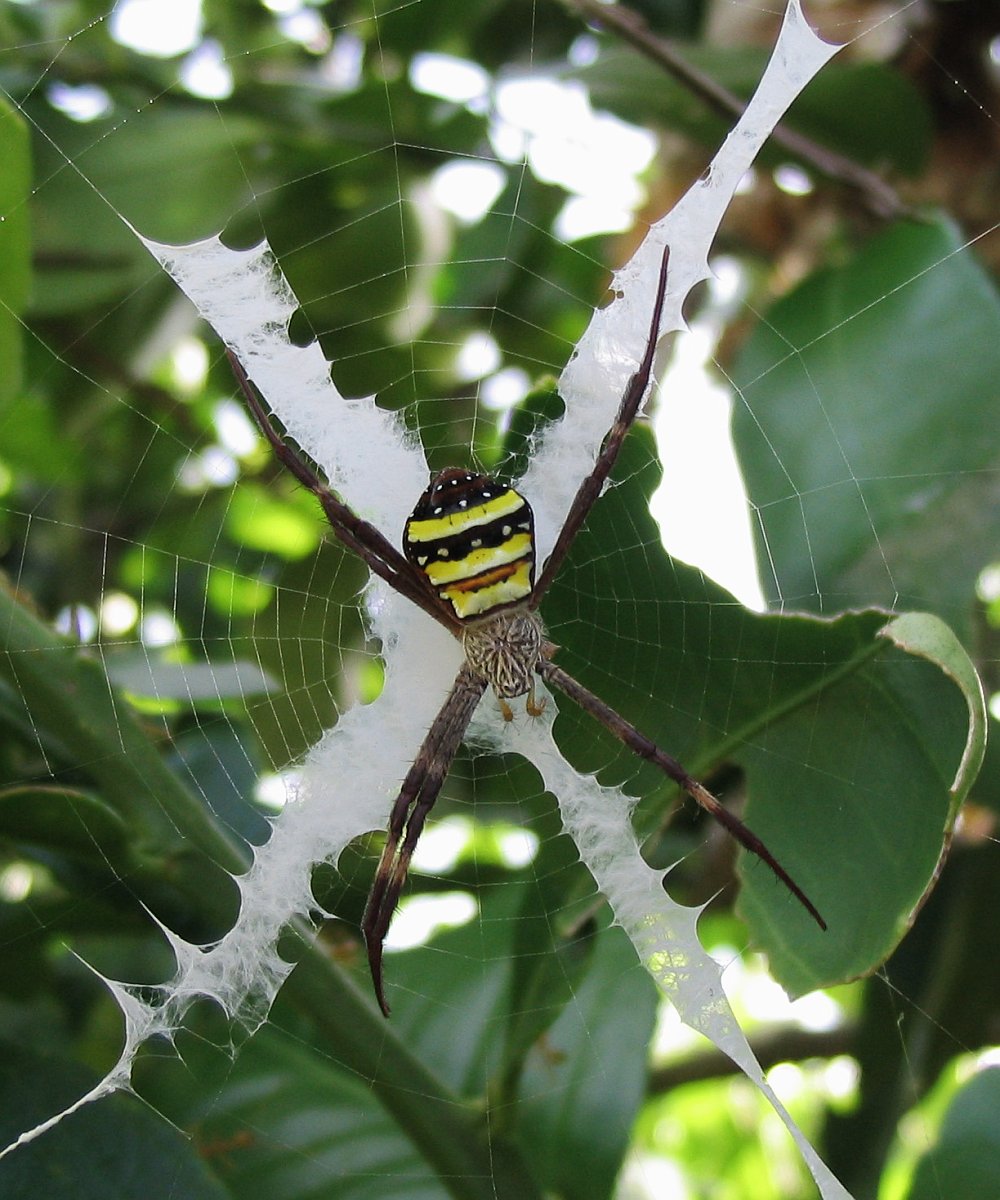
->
[
  {"left": 542, "top": 431, "right": 980, "bottom": 995},
  {"left": 738, "top": 610, "right": 983, "bottom": 994},
  {"left": 0, "top": 1046, "right": 228, "bottom": 1200},
  {"left": 513, "top": 927, "right": 658, "bottom": 1199},
  {"left": 906, "top": 1067, "right": 1000, "bottom": 1200},
  {"left": 137, "top": 1022, "right": 443, "bottom": 1200},
  {"left": 732, "top": 216, "right": 1000, "bottom": 640},
  {"left": 387, "top": 888, "right": 656, "bottom": 1198}
]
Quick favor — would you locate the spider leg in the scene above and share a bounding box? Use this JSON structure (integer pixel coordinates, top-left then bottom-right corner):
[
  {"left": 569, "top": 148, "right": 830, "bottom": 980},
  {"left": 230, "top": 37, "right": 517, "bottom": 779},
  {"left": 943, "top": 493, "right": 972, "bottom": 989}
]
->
[
  {"left": 362, "top": 665, "right": 488, "bottom": 1015},
  {"left": 228, "top": 353, "right": 459, "bottom": 636},
  {"left": 531, "top": 244, "right": 672, "bottom": 607},
  {"left": 538, "top": 660, "right": 826, "bottom": 930}
]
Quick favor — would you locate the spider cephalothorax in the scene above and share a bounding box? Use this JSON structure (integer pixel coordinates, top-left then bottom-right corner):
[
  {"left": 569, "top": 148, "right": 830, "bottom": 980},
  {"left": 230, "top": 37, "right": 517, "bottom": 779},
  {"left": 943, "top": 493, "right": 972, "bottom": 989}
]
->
[
  {"left": 228, "top": 245, "right": 825, "bottom": 1017},
  {"left": 461, "top": 609, "right": 547, "bottom": 717}
]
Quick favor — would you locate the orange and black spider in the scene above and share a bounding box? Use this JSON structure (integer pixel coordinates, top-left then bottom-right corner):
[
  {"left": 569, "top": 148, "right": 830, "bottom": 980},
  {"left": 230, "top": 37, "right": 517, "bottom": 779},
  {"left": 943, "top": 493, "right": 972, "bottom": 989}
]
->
[{"left": 229, "top": 246, "right": 825, "bottom": 1017}]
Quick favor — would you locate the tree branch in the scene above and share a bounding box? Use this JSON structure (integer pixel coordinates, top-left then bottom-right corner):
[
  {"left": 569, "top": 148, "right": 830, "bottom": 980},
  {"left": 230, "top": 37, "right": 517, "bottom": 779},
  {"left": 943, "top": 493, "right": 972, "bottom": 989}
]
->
[
  {"left": 648, "top": 1022, "right": 856, "bottom": 1094},
  {"left": 563, "top": 0, "right": 906, "bottom": 219}
]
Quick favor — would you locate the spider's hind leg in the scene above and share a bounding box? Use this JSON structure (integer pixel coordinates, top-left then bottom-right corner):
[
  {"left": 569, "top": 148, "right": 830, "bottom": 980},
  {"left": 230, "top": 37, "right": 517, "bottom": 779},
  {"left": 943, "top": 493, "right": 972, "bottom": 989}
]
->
[
  {"left": 538, "top": 658, "right": 826, "bottom": 931},
  {"left": 361, "top": 664, "right": 487, "bottom": 1016}
]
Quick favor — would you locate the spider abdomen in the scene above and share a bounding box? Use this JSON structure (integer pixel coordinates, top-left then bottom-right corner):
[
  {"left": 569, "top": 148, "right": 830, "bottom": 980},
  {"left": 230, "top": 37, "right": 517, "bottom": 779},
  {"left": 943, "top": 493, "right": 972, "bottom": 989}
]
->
[{"left": 403, "top": 468, "right": 536, "bottom": 621}]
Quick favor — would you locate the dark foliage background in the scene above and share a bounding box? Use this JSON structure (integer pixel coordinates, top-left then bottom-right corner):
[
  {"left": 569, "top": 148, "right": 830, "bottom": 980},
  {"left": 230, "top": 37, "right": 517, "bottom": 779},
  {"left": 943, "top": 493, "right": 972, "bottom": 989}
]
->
[{"left": 0, "top": 1, "right": 998, "bottom": 1197}]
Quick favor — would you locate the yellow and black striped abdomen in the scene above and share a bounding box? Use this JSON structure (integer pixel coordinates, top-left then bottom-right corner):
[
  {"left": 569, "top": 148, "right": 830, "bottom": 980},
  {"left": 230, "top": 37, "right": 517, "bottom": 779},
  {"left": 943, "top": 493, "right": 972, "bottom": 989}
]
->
[{"left": 404, "top": 468, "right": 535, "bottom": 621}]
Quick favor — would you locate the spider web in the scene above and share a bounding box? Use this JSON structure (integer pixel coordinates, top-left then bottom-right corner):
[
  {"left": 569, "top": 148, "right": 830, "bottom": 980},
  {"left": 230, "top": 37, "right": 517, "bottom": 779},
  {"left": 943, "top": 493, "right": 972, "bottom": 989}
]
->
[{"left": 0, "top": 2, "right": 997, "bottom": 1198}]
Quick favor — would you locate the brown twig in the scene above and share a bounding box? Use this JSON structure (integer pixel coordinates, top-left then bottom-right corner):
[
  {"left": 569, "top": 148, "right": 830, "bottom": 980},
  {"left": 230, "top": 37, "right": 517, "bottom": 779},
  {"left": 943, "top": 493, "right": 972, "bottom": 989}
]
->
[
  {"left": 563, "top": 0, "right": 907, "bottom": 219},
  {"left": 648, "top": 1022, "right": 857, "bottom": 1093}
]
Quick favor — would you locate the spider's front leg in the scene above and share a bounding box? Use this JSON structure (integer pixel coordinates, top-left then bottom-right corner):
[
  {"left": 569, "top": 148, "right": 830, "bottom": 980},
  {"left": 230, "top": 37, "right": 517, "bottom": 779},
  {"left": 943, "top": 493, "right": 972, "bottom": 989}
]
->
[
  {"left": 362, "top": 664, "right": 487, "bottom": 1016},
  {"left": 228, "top": 352, "right": 459, "bottom": 637}
]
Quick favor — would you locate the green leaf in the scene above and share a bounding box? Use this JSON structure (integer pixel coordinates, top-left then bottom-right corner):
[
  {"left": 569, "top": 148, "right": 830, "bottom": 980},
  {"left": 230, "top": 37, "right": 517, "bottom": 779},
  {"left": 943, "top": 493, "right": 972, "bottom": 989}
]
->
[
  {"left": 387, "top": 884, "right": 536, "bottom": 1092},
  {"left": 0, "top": 583, "right": 541, "bottom": 1198},
  {"left": 905, "top": 1067, "right": 1000, "bottom": 1200},
  {"left": 495, "top": 376, "right": 564, "bottom": 481},
  {"left": 27, "top": 105, "right": 262, "bottom": 315},
  {"left": 207, "top": 565, "right": 276, "bottom": 616},
  {"left": 513, "top": 927, "right": 658, "bottom": 1199},
  {"left": 0, "top": 1045, "right": 229, "bottom": 1200},
  {"left": 0, "top": 786, "right": 127, "bottom": 861},
  {"left": 237, "top": 542, "right": 366, "bottom": 765},
  {"left": 497, "top": 836, "right": 599, "bottom": 1101},
  {"left": 386, "top": 890, "right": 656, "bottom": 1198},
  {"left": 0, "top": 579, "right": 247, "bottom": 883},
  {"left": 737, "top": 610, "right": 984, "bottom": 995},
  {"left": 0, "top": 93, "right": 31, "bottom": 410},
  {"left": 732, "top": 216, "right": 1000, "bottom": 640},
  {"left": 168, "top": 722, "right": 273, "bottom": 847},
  {"left": 136, "top": 1021, "right": 444, "bottom": 1200},
  {"left": 542, "top": 431, "right": 980, "bottom": 995}
]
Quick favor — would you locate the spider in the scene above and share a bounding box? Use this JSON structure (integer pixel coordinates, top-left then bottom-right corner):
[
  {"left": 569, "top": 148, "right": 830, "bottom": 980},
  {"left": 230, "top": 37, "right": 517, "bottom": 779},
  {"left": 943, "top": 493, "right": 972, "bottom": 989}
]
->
[{"left": 229, "top": 246, "right": 825, "bottom": 1016}]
